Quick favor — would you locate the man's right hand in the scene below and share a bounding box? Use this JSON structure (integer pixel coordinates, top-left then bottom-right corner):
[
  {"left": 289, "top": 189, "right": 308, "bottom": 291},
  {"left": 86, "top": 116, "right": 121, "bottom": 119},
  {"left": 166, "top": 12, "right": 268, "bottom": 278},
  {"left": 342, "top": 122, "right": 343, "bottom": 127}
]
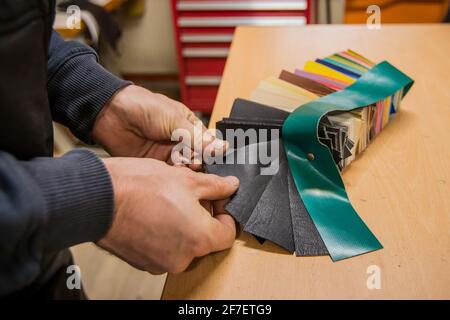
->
[{"left": 98, "top": 157, "right": 239, "bottom": 274}]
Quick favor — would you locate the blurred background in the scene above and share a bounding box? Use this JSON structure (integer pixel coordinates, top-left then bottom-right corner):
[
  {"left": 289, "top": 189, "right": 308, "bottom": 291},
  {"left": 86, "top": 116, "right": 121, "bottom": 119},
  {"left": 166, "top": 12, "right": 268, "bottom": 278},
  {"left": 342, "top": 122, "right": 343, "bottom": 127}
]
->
[
  {"left": 52, "top": 0, "right": 449, "bottom": 299},
  {"left": 53, "top": 0, "right": 450, "bottom": 155}
]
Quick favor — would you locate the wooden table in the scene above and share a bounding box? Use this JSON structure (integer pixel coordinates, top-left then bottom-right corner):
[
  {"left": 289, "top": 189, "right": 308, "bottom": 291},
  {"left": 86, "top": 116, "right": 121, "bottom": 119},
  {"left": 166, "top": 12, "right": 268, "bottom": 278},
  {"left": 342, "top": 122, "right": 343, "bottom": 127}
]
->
[{"left": 163, "top": 25, "right": 450, "bottom": 299}]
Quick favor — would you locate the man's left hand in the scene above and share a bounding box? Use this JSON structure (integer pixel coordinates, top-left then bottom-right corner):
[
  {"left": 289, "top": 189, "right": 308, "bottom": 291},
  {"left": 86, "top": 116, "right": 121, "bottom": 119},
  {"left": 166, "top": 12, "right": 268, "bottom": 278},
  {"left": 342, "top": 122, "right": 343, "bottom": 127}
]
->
[{"left": 92, "top": 85, "right": 226, "bottom": 165}]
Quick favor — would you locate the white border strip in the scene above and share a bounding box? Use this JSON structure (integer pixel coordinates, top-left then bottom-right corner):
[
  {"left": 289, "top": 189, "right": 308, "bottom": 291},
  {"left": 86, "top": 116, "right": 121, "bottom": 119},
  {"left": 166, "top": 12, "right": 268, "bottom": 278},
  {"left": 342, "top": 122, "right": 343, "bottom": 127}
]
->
[
  {"left": 185, "top": 76, "right": 222, "bottom": 86},
  {"left": 181, "top": 34, "right": 234, "bottom": 43},
  {"left": 178, "top": 16, "right": 306, "bottom": 27},
  {"left": 183, "top": 48, "right": 230, "bottom": 58}
]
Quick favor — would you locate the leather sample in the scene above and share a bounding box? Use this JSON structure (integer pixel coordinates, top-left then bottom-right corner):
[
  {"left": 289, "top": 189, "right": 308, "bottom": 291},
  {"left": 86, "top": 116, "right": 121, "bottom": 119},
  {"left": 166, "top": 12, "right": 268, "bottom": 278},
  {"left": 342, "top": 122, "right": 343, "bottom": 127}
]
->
[
  {"left": 304, "top": 61, "right": 355, "bottom": 84},
  {"left": 279, "top": 70, "right": 335, "bottom": 96},
  {"left": 316, "top": 59, "right": 361, "bottom": 79},
  {"left": 243, "top": 145, "right": 295, "bottom": 253},
  {"left": 283, "top": 61, "right": 414, "bottom": 261},
  {"left": 287, "top": 166, "right": 328, "bottom": 256},
  {"left": 230, "top": 98, "right": 289, "bottom": 121},
  {"left": 216, "top": 99, "right": 288, "bottom": 144},
  {"left": 205, "top": 143, "right": 272, "bottom": 226},
  {"left": 322, "top": 57, "right": 367, "bottom": 75},
  {"left": 216, "top": 117, "right": 284, "bottom": 142},
  {"left": 207, "top": 137, "right": 329, "bottom": 255},
  {"left": 208, "top": 98, "right": 336, "bottom": 255},
  {"left": 228, "top": 173, "right": 272, "bottom": 227},
  {"left": 294, "top": 69, "right": 347, "bottom": 91},
  {"left": 207, "top": 50, "right": 414, "bottom": 261}
]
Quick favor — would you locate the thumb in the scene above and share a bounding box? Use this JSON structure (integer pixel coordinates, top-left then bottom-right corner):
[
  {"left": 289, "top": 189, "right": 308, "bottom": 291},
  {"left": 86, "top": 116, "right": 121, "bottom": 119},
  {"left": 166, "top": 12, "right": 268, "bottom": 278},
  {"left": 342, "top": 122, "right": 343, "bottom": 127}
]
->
[{"left": 193, "top": 172, "right": 239, "bottom": 200}]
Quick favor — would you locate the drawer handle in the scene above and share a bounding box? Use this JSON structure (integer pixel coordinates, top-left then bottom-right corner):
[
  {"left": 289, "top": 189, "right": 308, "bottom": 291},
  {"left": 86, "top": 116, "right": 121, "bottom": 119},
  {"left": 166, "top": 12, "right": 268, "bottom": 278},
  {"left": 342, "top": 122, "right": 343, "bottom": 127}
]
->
[
  {"left": 178, "top": 16, "right": 306, "bottom": 27},
  {"left": 177, "top": 1, "right": 307, "bottom": 11},
  {"left": 181, "top": 34, "right": 234, "bottom": 43},
  {"left": 185, "top": 76, "right": 222, "bottom": 86},
  {"left": 182, "top": 48, "right": 229, "bottom": 58}
]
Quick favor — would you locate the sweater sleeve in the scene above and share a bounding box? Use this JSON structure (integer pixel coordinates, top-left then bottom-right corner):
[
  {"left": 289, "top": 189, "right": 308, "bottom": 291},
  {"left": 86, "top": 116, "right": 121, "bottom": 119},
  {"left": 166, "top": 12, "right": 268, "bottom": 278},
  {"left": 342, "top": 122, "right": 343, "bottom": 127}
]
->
[
  {"left": 47, "top": 31, "right": 131, "bottom": 144},
  {"left": 0, "top": 149, "right": 114, "bottom": 296}
]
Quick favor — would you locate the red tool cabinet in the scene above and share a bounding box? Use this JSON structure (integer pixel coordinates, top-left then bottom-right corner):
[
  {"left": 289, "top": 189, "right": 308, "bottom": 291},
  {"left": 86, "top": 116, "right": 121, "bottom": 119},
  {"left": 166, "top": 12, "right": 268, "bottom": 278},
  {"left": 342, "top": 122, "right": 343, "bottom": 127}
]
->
[{"left": 171, "top": 0, "right": 312, "bottom": 113}]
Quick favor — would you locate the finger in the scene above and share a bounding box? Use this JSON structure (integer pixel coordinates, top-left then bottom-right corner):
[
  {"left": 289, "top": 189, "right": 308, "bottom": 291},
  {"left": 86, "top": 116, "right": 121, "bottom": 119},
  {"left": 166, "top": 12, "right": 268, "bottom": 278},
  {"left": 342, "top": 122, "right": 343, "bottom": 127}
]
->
[
  {"left": 200, "top": 200, "right": 212, "bottom": 215},
  {"left": 203, "top": 137, "right": 229, "bottom": 159},
  {"left": 193, "top": 173, "right": 239, "bottom": 200},
  {"left": 206, "top": 213, "right": 237, "bottom": 253},
  {"left": 175, "top": 116, "right": 228, "bottom": 159},
  {"left": 170, "top": 149, "right": 191, "bottom": 166},
  {"left": 146, "top": 143, "right": 175, "bottom": 162},
  {"left": 188, "top": 163, "right": 203, "bottom": 171},
  {"left": 176, "top": 116, "right": 207, "bottom": 149},
  {"left": 212, "top": 198, "right": 229, "bottom": 217}
]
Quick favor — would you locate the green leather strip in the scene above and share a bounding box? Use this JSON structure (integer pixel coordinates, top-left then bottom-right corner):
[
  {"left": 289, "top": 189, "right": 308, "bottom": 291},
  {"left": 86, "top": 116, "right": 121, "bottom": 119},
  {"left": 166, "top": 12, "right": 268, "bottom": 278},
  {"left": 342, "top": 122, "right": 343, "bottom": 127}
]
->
[{"left": 282, "top": 61, "right": 414, "bottom": 261}]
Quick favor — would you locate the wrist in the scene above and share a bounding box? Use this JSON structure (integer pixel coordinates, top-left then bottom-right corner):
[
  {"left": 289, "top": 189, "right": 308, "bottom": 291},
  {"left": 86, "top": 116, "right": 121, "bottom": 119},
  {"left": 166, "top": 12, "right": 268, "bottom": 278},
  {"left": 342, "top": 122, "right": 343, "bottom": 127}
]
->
[
  {"left": 102, "top": 157, "right": 122, "bottom": 212},
  {"left": 92, "top": 84, "right": 132, "bottom": 146}
]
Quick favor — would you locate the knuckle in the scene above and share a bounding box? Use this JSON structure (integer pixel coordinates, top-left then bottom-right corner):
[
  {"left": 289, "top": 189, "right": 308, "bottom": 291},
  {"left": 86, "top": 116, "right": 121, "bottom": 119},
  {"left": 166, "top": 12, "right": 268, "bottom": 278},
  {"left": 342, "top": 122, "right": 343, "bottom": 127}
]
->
[
  {"left": 153, "top": 92, "right": 166, "bottom": 100},
  {"left": 210, "top": 175, "right": 226, "bottom": 192},
  {"left": 179, "top": 165, "right": 192, "bottom": 175},
  {"left": 173, "top": 112, "right": 186, "bottom": 124},
  {"left": 182, "top": 170, "right": 198, "bottom": 187}
]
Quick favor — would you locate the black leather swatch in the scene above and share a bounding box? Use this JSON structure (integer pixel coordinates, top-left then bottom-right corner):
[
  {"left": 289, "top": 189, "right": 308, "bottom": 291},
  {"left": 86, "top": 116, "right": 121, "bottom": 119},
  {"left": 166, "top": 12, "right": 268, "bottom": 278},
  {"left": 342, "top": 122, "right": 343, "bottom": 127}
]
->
[
  {"left": 287, "top": 166, "right": 329, "bottom": 256},
  {"left": 205, "top": 98, "right": 330, "bottom": 256},
  {"left": 205, "top": 143, "right": 273, "bottom": 226},
  {"left": 243, "top": 147, "right": 295, "bottom": 253},
  {"left": 227, "top": 173, "right": 273, "bottom": 226},
  {"left": 230, "top": 98, "right": 289, "bottom": 121},
  {"left": 216, "top": 118, "right": 283, "bottom": 143}
]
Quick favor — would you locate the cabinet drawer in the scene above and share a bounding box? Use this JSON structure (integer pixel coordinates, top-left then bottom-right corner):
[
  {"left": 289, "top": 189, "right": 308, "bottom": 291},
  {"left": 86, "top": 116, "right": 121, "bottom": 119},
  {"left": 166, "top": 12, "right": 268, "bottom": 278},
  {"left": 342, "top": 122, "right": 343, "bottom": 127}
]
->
[
  {"left": 182, "top": 47, "right": 229, "bottom": 57},
  {"left": 178, "top": 15, "right": 306, "bottom": 27},
  {"left": 171, "top": 0, "right": 311, "bottom": 113},
  {"left": 181, "top": 33, "right": 234, "bottom": 43},
  {"left": 177, "top": 1, "right": 307, "bottom": 11},
  {"left": 185, "top": 75, "right": 221, "bottom": 86},
  {"left": 184, "top": 58, "right": 226, "bottom": 75},
  {"left": 185, "top": 85, "right": 219, "bottom": 112}
]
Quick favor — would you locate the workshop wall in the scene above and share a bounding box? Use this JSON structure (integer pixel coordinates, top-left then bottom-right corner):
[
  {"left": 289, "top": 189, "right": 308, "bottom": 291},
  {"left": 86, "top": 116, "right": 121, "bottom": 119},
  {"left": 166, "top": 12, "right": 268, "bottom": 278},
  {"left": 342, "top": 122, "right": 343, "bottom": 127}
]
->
[{"left": 118, "top": 0, "right": 178, "bottom": 74}]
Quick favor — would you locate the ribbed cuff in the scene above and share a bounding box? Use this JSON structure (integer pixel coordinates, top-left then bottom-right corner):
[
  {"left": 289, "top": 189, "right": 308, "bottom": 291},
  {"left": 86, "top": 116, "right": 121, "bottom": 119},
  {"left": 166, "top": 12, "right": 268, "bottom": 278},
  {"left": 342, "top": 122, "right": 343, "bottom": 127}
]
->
[
  {"left": 21, "top": 149, "right": 114, "bottom": 252},
  {"left": 48, "top": 52, "right": 131, "bottom": 144}
]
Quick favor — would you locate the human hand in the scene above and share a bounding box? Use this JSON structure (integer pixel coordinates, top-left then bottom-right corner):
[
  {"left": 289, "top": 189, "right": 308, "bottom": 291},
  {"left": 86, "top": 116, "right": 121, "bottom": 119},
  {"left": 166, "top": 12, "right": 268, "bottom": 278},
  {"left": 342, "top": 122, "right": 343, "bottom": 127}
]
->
[
  {"left": 98, "top": 157, "right": 239, "bottom": 274},
  {"left": 92, "top": 85, "right": 226, "bottom": 166}
]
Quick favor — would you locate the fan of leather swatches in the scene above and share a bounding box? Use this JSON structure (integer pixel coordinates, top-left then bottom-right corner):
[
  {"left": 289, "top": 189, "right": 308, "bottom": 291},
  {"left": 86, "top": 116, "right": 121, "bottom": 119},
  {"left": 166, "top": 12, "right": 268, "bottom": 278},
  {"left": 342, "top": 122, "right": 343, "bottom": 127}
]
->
[
  {"left": 206, "top": 99, "right": 328, "bottom": 256},
  {"left": 204, "top": 50, "right": 414, "bottom": 261}
]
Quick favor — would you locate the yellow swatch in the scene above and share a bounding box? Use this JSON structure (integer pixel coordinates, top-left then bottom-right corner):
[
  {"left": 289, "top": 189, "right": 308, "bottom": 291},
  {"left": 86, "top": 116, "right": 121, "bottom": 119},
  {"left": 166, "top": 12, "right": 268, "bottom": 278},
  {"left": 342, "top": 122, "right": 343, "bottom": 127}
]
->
[
  {"left": 304, "top": 61, "right": 355, "bottom": 84},
  {"left": 382, "top": 96, "right": 391, "bottom": 128}
]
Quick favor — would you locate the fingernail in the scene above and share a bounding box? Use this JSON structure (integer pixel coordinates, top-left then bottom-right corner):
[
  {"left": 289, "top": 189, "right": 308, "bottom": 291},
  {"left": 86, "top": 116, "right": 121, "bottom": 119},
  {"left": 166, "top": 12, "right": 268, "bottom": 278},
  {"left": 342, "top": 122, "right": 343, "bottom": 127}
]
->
[
  {"left": 211, "top": 139, "right": 228, "bottom": 150},
  {"left": 203, "top": 131, "right": 214, "bottom": 142},
  {"left": 226, "top": 176, "right": 240, "bottom": 187}
]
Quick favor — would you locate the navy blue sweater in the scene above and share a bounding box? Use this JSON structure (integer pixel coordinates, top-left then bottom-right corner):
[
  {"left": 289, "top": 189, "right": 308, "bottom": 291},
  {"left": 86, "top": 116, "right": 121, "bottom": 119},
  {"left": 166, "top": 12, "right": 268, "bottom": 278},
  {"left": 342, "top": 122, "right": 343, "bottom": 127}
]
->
[{"left": 0, "top": 9, "right": 130, "bottom": 295}]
